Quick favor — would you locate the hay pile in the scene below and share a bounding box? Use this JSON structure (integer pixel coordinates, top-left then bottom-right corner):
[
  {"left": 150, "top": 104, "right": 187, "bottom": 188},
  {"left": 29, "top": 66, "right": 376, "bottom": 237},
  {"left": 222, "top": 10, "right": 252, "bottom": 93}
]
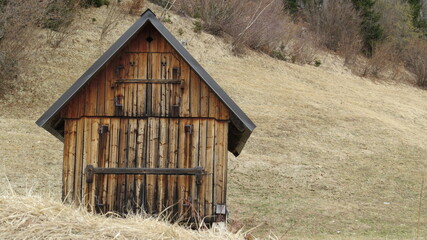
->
[{"left": 0, "top": 193, "right": 244, "bottom": 240}]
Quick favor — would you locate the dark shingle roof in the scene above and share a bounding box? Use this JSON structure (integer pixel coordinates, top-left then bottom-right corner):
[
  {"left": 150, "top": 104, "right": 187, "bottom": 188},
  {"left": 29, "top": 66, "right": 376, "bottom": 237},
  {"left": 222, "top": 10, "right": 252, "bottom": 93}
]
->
[{"left": 36, "top": 9, "right": 255, "bottom": 156}]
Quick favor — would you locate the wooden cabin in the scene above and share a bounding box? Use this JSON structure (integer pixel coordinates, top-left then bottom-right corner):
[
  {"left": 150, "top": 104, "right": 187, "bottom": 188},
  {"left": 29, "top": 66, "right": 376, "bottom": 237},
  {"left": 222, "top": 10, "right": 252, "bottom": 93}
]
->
[{"left": 36, "top": 9, "right": 255, "bottom": 223}]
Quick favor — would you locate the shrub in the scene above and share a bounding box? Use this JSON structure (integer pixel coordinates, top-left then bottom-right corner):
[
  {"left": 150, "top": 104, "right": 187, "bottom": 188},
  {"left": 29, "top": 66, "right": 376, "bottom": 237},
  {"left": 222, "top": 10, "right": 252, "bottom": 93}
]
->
[
  {"left": 125, "top": 0, "right": 145, "bottom": 15},
  {"left": 192, "top": 19, "right": 202, "bottom": 33},
  {"left": 404, "top": 39, "right": 427, "bottom": 87},
  {"left": 304, "top": 0, "right": 363, "bottom": 64},
  {"left": 359, "top": 42, "right": 399, "bottom": 78},
  {"left": 174, "top": 0, "right": 242, "bottom": 36},
  {"left": 178, "top": 28, "right": 184, "bottom": 36},
  {"left": 100, "top": 0, "right": 123, "bottom": 40},
  {"left": 283, "top": 0, "right": 300, "bottom": 15},
  {"left": 374, "top": 0, "right": 416, "bottom": 53},
  {"left": 229, "top": 0, "right": 286, "bottom": 52},
  {"left": 43, "top": 0, "right": 78, "bottom": 48},
  {"left": 148, "top": 0, "right": 170, "bottom": 8},
  {"left": 81, "top": 0, "right": 110, "bottom": 8}
]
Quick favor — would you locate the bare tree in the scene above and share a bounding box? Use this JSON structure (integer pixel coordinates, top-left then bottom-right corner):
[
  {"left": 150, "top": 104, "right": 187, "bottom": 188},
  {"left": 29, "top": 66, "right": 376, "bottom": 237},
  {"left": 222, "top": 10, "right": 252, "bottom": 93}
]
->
[
  {"left": 44, "top": 0, "right": 79, "bottom": 48},
  {"left": 405, "top": 39, "right": 427, "bottom": 87},
  {"left": 422, "top": 0, "right": 427, "bottom": 19},
  {"left": 100, "top": 0, "right": 124, "bottom": 40},
  {"left": 304, "top": 0, "right": 362, "bottom": 63}
]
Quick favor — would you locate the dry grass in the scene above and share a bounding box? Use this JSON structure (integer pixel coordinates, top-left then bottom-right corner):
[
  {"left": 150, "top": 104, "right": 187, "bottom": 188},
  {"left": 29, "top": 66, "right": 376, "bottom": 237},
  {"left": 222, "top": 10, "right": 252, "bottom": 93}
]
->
[
  {"left": 0, "top": 192, "right": 244, "bottom": 240},
  {"left": 0, "top": 2, "right": 426, "bottom": 240}
]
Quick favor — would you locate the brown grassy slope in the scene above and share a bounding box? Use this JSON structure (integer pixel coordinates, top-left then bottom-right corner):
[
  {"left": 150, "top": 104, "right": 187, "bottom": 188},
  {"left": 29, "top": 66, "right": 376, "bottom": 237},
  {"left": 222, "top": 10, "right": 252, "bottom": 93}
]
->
[
  {"left": 0, "top": 3, "right": 426, "bottom": 239},
  {"left": 0, "top": 194, "right": 243, "bottom": 240}
]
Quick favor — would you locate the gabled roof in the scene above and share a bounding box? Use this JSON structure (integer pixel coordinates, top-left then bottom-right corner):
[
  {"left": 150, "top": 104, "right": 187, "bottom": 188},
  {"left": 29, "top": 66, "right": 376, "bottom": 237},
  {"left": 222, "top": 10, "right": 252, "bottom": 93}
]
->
[{"left": 36, "top": 9, "right": 255, "bottom": 156}]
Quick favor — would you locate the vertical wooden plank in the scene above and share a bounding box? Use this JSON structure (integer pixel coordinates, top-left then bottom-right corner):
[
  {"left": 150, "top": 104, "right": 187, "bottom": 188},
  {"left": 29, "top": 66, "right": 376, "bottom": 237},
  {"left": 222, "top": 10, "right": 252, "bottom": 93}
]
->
[
  {"left": 200, "top": 82, "right": 209, "bottom": 118},
  {"left": 68, "top": 120, "right": 77, "bottom": 202},
  {"left": 59, "top": 101, "right": 69, "bottom": 119},
  {"left": 112, "top": 54, "right": 127, "bottom": 116},
  {"left": 64, "top": 95, "right": 80, "bottom": 119},
  {"left": 170, "top": 55, "right": 181, "bottom": 116},
  {"left": 151, "top": 53, "right": 161, "bottom": 116},
  {"left": 77, "top": 87, "right": 87, "bottom": 118},
  {"left": 167, "top": 119, "right": 179, "bottom": 215},
  {"left": 213, "top": 121, "right": 227, "bottom": 210},
  {"left": 138, "top": 26, "right": 150, "bottom": 52},
  {"left": 85, "top": 76, "right": 98, "bottom": 116},
  {"left": 133, "top": 54, "right": 139, "bottom": 117},
  {"left": 180, "top": 63, "right": 191, "bottom": 117},
  {"left": 97, "top": 118, "right": 110, "bottom": 213},
  {"left": 107, "top": 118, "right": 120, "bottom": 212},
  {"left": 74, "top": 119, "right": 85, "bottom": 206},
  {"left": 128, "top": 38, "right": 138, "bottom": 117},
  {"left": 62, "top": 120, "right": 71, "bottom": 202},
  {"left": 205, "top": 120, "right": 215, "bottom": 218},
  {"left": 198, "top": 119, "right": 207, "bottom": 217},
  {"left": 160, "top": 54, "right": 167, "bottom": 117},
  {"left": 96, "top": 70, "right": 106, "bottom": 116},
  {"left": 218, "top": 101, "right": 230, "bottom": 121},
  {"left": 158, "top": 36, "right": 166, "bottom": 117},
  {"left": 164, "top": 55, "right": 173, "bottom": 117},
  {"left": 82, "top": 117, "right": 91, "bottom": 208},
  {"left": 116, "top": 118, "right": 128, "bottom": 212},
  {"left": 177, "top": 119, "right": 187, "bottom": 216},
  {"left": 66, "top": 96, "right": 76, "bottom": 119},
  {"left": 137, "top": 53, "right": 147, "bottom": 117},
  {"left": 157, "top": 118, "right": 168, "bottom": 213},
  {"left": 208, "top": 90, "right": 219, "bottom": 119},
  {"left": 123, "top": 50, "right": 131, "bottom": 117},
  {"left": 190, "top": 70, "right": 201, "bottom": 117},
  {"left": 149, "top": 26, "right": 159, "bottom": 52},
  {"left": 146, "top": 53, "right": 153, "bottom": 116},
  {"left": 178, "top": 118, "right": 192, "bottom": 217},
  {"left": 146, "top": 117, "right": 159, "bottom": 213},
  {"left": 222, "top": 123, "right": 229, "bottom": 208},
  {"left": 125, "top": 84, "right": 134, "bottom": 117},
  {"left": 136, "top": 119, "right": 147, "bottom": 212},
  {"left": 105, "top": 59, "right": 117, "bottom": 116},
  {"left": 190, "top": 119, "right": 200, "bottom": 217},
  {"left": 88, "top": 118, "right": 100, "bottom": 212},
  {"left": 126, "top": 119, "right": 137, "bottom": 212}
]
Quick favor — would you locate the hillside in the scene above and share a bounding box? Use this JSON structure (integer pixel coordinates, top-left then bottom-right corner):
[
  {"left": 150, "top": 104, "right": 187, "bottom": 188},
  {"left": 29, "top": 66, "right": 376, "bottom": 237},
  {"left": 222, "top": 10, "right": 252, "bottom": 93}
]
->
[{"left": 0, "top": 3, "right": 426, "bottom": 239}]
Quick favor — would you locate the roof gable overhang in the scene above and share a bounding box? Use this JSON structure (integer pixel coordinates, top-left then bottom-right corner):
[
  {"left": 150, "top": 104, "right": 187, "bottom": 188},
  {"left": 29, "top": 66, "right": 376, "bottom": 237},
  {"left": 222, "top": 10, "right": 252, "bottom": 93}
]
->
[{"left": 36, "top": 9, "right": 255, "bottom": 156}]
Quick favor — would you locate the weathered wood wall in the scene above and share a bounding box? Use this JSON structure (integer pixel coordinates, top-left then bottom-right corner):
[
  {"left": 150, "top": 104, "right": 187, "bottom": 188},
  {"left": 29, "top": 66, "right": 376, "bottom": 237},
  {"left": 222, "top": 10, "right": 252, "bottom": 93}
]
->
[
  {"left": 60, "top": 24, "right": 229, "bottom": 120},
  {"left": 63, "top": 117, "right": 228, "bottom": 219},
  {"left": 61, "top": 23, "right": 230, "bottom": 221}
]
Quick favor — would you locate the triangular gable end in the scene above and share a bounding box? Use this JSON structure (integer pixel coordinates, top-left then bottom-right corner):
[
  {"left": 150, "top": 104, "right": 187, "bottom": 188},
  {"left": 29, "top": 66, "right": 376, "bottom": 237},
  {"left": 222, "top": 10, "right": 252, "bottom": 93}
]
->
[{"left": 36, "top": 9, "right": 255, "bottom": 156}]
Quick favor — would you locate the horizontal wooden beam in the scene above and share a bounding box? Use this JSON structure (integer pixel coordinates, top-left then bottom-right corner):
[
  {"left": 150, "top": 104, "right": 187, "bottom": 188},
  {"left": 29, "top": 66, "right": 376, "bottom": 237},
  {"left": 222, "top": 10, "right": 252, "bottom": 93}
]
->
[
  {"left": 85, "top": 165, "right": 204, "bottom": 184},
  {"left": 115, "top": 79, "right": 181, "bottom": 84}
]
